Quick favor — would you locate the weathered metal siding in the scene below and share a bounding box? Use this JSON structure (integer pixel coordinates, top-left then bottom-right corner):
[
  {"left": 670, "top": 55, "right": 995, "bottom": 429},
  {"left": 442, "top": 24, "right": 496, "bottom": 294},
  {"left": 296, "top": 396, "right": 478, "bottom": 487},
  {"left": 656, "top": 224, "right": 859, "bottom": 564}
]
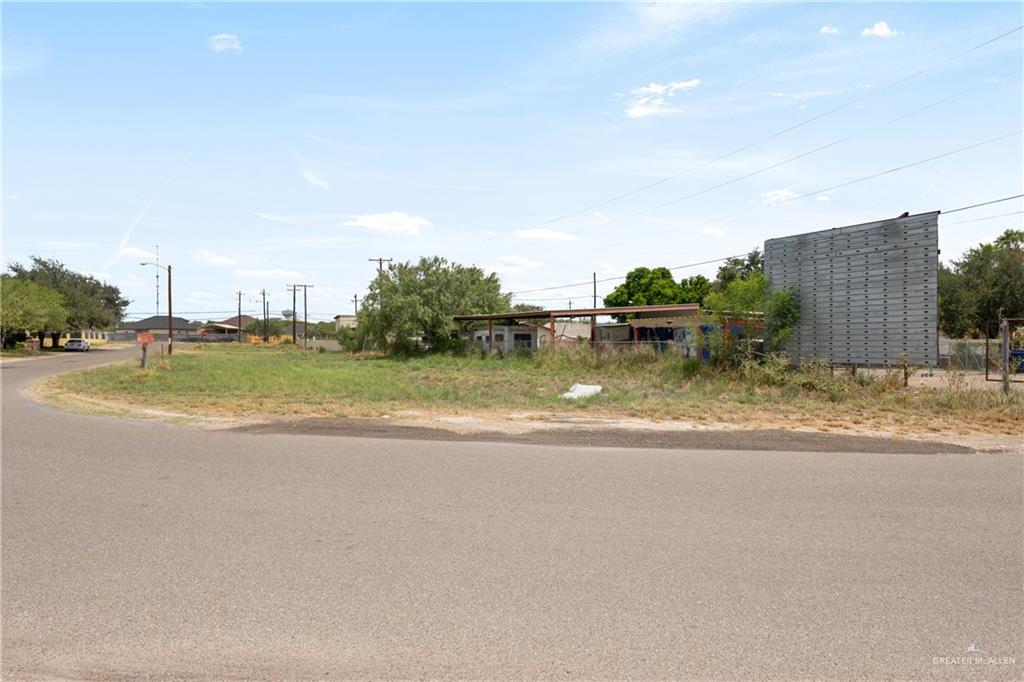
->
[{"left": 764, "top": 211, "right": 939, "bottom": 366}]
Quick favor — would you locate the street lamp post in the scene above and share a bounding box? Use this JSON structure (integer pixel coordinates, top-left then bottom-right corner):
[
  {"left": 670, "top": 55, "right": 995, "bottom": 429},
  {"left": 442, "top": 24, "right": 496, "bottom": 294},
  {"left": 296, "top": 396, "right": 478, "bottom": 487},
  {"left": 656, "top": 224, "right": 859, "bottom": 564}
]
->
[{"left": 141, "top": 261, "right": 173, "bottom": 355}]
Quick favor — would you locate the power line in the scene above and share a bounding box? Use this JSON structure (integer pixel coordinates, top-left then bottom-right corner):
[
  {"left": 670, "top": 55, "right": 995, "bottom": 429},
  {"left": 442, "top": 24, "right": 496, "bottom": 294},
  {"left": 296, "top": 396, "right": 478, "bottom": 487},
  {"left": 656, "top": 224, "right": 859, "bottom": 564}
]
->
[
  {"left": 581, "top": 82, "right": 1007, "bottom": 252},
  {"left": 947, "top": 210, "right": 1024, "bottom": 225},
  {"left": 942, "top": 193, "right": 1024, "bottom": 214},
  {"left": 776, "top": 130, "right": 1022, "bottom": 206},
  {"left": 508, "top": 192, "right": 1023, "bottom": 298},
  {"left": 508, "top": 255, "right": 743, "bottom": 296},
  {"left": 538, "top": 23, "right": 1023, "bottom": 226}
]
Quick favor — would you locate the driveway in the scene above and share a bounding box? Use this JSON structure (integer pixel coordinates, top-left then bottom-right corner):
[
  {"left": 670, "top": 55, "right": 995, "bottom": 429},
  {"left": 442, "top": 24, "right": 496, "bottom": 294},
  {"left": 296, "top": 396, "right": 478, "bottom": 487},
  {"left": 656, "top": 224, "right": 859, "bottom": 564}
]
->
[{"left": 2, "top": 349, "right": 1021, "bottom": 679}]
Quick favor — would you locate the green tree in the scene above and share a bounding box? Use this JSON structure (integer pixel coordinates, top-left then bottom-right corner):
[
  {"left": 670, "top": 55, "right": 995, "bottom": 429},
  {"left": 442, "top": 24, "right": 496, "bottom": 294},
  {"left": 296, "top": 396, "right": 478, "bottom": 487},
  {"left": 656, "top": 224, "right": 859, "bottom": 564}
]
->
[
  {"left": 512, "top": 303, "right": 544, "bottom": 313},
  {"left": 713, "top": 249, "right": 763, "bottom": 291},
  {"left": 0, "top": 276, "right": 68, "bottom": 346},
  {"left": 704, "top": 271, "right": 769, "bottom": 314},
  {"left": 763, "top": 287, "right": 800, "bottom": 352},
  {"left": 938, "top": 229, "right": 1024, "bottom": 337},
  {"left": 679, "top": 274, "right": 712, "bottom": 305},
  {"left": 358, "top": 256, "right": 510, "bottom": 353},
  {"left": 604, "top": 267, "right": 683, "bottom": 321},
  {"left": 7, "top": 257, "right": 129, "bottom": 331}
]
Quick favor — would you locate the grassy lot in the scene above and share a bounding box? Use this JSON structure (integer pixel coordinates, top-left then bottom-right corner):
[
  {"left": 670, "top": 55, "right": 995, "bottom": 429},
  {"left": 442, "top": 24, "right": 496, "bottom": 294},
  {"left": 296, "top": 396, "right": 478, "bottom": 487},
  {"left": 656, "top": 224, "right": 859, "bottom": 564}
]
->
[{"left": 53, "top": 344, "right": 1024, "bottom": 436}]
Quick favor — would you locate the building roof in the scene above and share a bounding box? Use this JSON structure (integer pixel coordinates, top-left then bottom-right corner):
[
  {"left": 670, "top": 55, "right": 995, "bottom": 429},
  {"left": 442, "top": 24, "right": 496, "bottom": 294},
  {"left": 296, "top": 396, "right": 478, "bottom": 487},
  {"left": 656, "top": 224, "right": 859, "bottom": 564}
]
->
[
  {"left": 120, "top": 316, "right": 198, "bottom": 331},
  {"left": 454, "top": 303, "right": 700, "bottom": 322},
  {"left": 219, "top": 314, "right": 257, "bottom": 328}
]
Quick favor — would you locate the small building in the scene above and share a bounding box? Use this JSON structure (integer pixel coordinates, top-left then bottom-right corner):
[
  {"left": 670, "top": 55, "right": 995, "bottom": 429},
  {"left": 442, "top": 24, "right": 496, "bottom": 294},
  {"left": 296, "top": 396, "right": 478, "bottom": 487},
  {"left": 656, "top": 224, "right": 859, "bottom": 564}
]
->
[
  {"left": 219, "top": 314, "right": 257, "bottom": 329},
  {"left": 456, "top": 304, "right": 703, "bottom": 354},
  {"left": 456, "top": 304, "right": 762, "bottom": 359},
  {"left": 197, "top": 322, "right": 244, "bottom": 341},
  {"left": 469, "top": 320, "right": 593, "bottom": 353},
  {"left": 334, "top": 314, "right": 357, "bottom": 330},
  {"left": 118, "top": 316, "right": 198, "bottom": 340}
]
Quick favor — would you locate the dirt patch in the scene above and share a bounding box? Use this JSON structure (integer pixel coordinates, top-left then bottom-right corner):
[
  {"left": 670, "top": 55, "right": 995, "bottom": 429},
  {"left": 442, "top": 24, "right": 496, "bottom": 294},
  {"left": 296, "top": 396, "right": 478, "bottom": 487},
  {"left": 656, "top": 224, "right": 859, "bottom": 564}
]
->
[{"left": 229, "top": 417, "right": 978, "bottom": 454}]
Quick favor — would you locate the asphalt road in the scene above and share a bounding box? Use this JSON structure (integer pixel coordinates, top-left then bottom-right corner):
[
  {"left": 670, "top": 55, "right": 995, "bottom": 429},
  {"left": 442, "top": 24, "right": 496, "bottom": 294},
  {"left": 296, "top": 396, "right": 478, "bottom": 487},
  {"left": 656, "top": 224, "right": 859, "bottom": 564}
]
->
[{"left": 2, "top": 349, "right": 1021, "bottom": 680}]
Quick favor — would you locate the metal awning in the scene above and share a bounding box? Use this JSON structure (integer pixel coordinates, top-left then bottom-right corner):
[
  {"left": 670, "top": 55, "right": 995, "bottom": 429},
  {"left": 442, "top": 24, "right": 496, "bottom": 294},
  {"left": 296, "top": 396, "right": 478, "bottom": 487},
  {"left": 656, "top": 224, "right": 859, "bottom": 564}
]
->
[{"left": 454, "top": 303, "right": 700, "bottom": 322}]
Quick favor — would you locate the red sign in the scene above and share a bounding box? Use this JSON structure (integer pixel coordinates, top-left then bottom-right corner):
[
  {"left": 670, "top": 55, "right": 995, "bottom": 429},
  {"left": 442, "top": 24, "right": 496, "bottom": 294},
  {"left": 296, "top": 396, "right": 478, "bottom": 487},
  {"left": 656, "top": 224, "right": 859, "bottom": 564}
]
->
[{"left": 137, "top": 332, "right": 154, "bottom": 345}]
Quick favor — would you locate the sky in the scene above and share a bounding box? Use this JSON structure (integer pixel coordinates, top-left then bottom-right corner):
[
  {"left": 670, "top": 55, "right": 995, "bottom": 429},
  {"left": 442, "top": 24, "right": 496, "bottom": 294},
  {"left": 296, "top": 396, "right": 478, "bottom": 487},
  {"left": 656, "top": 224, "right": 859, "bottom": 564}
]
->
[{"left": 3, "top": 2, "right": 1022, "bottom": 322}]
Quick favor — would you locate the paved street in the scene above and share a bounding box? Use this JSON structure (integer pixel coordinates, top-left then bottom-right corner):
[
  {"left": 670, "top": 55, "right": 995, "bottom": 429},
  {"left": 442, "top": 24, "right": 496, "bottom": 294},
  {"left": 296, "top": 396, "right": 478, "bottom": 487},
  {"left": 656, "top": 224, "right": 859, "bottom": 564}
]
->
[{"left": 2, "top": 349, "right": 1021, "bottom": 680}]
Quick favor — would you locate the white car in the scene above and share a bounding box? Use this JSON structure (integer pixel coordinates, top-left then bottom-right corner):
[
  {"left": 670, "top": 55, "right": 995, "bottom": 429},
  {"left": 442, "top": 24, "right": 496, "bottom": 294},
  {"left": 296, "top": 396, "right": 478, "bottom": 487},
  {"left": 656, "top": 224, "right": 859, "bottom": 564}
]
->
[{"left": 64, "top": 339, "right": 90, "bottom": 352}]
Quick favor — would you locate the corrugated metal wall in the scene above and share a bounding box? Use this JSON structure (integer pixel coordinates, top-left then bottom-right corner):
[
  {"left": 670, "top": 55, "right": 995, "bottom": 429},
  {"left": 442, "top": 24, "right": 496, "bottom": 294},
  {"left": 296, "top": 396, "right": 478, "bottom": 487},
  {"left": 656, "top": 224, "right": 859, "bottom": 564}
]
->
[{"left": 764, "top": 211, "right": 939, "bottom": 366}]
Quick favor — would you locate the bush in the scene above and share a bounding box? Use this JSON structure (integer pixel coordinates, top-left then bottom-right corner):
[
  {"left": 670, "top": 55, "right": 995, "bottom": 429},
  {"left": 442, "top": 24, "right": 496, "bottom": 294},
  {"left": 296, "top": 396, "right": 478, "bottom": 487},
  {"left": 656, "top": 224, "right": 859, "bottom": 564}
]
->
[{"left": 738, "top": 353, "right": 790, "bottom": 386}]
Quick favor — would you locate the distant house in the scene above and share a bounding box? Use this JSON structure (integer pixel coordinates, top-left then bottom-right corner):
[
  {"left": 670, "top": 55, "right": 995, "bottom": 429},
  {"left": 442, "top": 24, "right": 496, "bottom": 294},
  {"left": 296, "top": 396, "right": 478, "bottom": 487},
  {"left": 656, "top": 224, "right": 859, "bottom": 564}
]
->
[
  {"left": 469, "top": 321, "right": 593, "bottom": 353},
  {"left": 219, "top": 314, "right": 257, "bottom": 329},
  {"left": 118, "top": 316, "right": 198, "bottom": 340},
  {"left": 456, "top": 304, "right": 728, "bottom": 356},
  {"left": 334, "top": 314, "right": 357, "bottom": 331}
]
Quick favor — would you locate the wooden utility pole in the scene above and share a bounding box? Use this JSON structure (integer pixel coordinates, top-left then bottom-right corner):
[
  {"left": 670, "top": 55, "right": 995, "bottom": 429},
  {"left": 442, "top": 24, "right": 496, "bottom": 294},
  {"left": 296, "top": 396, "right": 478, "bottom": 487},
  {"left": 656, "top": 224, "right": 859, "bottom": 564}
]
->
[
  {"left": 287, "top": 285, "right": 298, "bottom": 344},
  {"left": 236, "top": 291, "right": 243, "bottom": 343},
  {"left": 352, "top": 294, "right": 359, "bottom": 315},
  {"left": 260, "top": 289, "right": 269, "bottom": 342},
  {"left": 166, "top": 265, "right": 173, "bottom": 356},
  {"left": 303, "top": 284, "right": 312, "bottom": 348},
  {"left": 1001, "top": 316, "right": 1011, "bottom": 394},
  {"left": 591, "top": 271, "right": 597, "bottom": 344},
  {"left": 369, "top": 257, "right": 392, "bottom": 274}
]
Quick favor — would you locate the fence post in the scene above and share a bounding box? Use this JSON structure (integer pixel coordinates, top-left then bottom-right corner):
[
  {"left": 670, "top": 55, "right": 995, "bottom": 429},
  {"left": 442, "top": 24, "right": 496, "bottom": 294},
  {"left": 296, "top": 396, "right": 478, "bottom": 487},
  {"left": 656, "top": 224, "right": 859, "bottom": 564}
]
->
[
  {"left": 1001, "top": 317, "right": 1011, "bottom": 394},
  {"left": 140, "top": 343, "right": 149, "bottom": 369}
]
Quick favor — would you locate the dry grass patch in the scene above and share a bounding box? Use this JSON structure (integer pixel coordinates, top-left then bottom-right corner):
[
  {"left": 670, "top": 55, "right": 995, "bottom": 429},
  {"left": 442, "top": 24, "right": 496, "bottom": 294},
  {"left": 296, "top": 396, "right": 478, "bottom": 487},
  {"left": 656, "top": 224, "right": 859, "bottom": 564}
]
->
[{"left": 51, "top": 344, "right": 1024, "bottom": 436}]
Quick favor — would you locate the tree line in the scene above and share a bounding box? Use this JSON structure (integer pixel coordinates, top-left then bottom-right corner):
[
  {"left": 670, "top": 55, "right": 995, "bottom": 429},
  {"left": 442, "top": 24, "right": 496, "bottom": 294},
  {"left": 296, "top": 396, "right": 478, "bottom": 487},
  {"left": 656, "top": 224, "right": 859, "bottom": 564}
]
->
[{"left": 1, "top": 257, "right": 129, "bottom": 348}]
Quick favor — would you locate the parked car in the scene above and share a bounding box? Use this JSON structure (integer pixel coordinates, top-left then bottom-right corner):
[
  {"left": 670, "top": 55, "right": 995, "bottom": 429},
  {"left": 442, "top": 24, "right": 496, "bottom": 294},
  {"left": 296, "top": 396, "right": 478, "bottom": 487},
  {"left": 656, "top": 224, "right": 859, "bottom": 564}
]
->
[{"left": 64, "top": 339, "right": 90, "bottom": 352}]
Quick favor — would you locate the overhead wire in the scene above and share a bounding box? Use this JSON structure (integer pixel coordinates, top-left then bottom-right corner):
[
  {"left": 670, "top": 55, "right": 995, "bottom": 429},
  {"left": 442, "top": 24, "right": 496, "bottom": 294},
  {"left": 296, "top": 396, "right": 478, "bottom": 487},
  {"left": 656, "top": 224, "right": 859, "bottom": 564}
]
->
[
  {"left": 507, "top": 193, "right": 1024, "bottom": 298},
  {"left": 536, "top": 23, "right": 1023, "bottom": 227}
]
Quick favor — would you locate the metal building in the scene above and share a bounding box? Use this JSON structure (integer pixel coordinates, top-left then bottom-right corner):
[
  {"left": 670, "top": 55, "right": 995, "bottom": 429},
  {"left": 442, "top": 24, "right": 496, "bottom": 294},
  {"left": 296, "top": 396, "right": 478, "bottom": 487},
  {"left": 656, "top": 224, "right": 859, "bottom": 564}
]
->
[{"left": 764, "top": 211, "right": 939, "bottom": 366}]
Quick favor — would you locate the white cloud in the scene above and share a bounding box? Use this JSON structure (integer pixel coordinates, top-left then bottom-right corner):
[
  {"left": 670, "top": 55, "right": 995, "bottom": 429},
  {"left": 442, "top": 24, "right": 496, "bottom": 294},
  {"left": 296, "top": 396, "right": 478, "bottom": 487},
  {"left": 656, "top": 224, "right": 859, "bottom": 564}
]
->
[
  {"left": 253, "top": 211, "right": 297, "bottom": 223},
  {"left": 301, "top": 131, "right": 329, "bottom": 144},
  {"left": 482, "top": 229, "right": 497, "bottom": 237},
  {"left": 344, "top": 212, "right": 432, "bottom": 237},
  {"left": 760, "top": 189, "right": 800, "bottom": 206},
  {"left": 7, "top": 194, "right": 21, "bottom": 204},
  {"left": 193, "top": 249, "right": 237, "bottom": 266},
  {"left": 207, "top": 33, "right": 243, "bottom": 53},
  {"left": 815, "top": 194, "right": 832, "bottom": 202},
  {"left": 700, "top": 226, "right": 726, "bottom": 237},
  {"left": 512, "top": 228, "right": 580, "bottom": 242},
  {"left": 820, "top": 25, "right": 840, "bottom": 35},
  {"left": 117, "top": 246, "right": 157, "bottom": 261},
  {"left": 591, "top": 211, "right": 608, "bottom": 220},
  {"left": 861, "top": 21, "right": 898, "bottom": 38},
  {"left": 625, "top": 79, "right": 701, "bottom": 118},
  {"left": 302, "top": 170, "right": 329, "bottom": 191},
  {"left": 235, "top": 268, "right": 303, "bottom": 279}
]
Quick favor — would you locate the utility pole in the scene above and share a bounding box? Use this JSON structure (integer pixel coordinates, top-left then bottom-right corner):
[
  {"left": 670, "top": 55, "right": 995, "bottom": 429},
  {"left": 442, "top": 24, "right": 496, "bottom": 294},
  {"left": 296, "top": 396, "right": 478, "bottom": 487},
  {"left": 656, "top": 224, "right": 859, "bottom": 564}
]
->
[
  {"left": 288, "top": 284, "right": 314, "bottom": 347},
  {"left": 139, "top": 259, "right": 172, "bottom": 354},
  {"left": 287, "top": 285, "right": 298, "bottom": 344},
  {"left": 591, "top": 271, "right": 597, "bottom": 344},
  {"left": 260, "top": 289, "right": 268, "bottom": 342},
  {"left": 1000, "top": 316, "right": 1011, "bottom": 394},
  {"left": 352, "top": 294, "right": 359, "bottom": 315},
  {"left": 235, "top": 291, "right": 243, "bottom": 344},
  {"left": 155, "top": 244, "right": 160, "bottom": 316},
  {"left": 303, "top": 285, "right": 311, "bottom": 348},
  {"left": 166, "top": 265, "right": 173, "bottom": 355},
  {"left": 369, "top": 257, "right": 393, "bottom": 274}
]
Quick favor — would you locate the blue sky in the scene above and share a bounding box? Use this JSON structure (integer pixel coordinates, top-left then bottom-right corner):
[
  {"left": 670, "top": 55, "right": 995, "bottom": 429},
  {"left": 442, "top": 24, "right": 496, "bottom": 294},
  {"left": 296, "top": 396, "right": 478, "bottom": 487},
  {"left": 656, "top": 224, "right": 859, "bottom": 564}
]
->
[{"left": 3, "top": 2, "right": 1022, "bottom": 321}]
